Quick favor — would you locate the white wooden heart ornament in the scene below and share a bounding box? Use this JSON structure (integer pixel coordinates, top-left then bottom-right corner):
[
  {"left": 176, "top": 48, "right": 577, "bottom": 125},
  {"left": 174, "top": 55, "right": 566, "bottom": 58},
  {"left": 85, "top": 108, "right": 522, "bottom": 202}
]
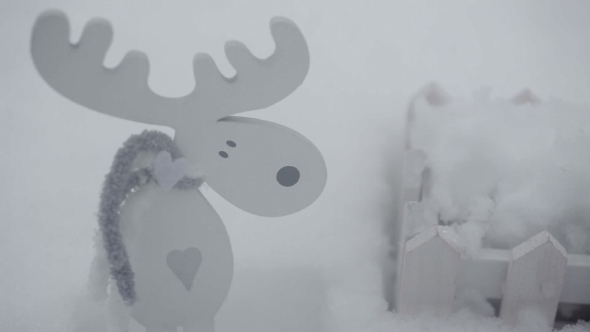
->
[{"left": 153, "top": 151, "right": 190, "bottom": 191}]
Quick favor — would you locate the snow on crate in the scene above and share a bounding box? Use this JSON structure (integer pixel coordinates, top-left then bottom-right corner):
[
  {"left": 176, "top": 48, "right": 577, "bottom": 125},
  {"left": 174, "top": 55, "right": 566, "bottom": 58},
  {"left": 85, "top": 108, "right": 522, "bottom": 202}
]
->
[
  {"left": 394, "top": 83, "right": 590, "bottom": 329},
  {"left": 408, "top": 86, "right": 590, "bottom": 254}
]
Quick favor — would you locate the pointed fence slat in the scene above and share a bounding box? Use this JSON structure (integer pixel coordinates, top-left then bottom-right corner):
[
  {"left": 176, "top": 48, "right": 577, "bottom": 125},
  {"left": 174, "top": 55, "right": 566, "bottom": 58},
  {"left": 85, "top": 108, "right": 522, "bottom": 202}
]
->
[
  {"left": 499, "top": 231, "right": 568, "bottom": 327},
  {"left": 397, "top": 231, "right": 590, "bottom": 316},
  {"left": 397, "top": 226, "right": 462, "bottom": 315}
]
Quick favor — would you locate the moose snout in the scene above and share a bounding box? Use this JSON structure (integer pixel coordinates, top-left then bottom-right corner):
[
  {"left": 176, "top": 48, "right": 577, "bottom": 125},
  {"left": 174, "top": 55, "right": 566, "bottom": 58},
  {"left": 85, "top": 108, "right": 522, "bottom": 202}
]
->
[
  {"left": 199, "top": 117, "right": 327, "bottom": 217},
  {"left": 276, "top": 166, "right": 300, "bottom": 187}
]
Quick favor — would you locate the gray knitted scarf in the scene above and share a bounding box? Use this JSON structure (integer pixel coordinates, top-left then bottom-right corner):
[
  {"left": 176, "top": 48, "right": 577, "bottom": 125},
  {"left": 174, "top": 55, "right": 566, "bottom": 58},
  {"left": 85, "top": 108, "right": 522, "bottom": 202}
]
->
[{"left": 98, "top": 130, "right": 203, "bottom": 305}]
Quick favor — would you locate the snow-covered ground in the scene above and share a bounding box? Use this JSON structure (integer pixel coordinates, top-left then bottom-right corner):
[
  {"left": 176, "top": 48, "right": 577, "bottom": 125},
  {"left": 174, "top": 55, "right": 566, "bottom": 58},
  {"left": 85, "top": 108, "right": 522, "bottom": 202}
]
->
[{"left": 2, "top": 1, "right": 590, "bottom": 331}]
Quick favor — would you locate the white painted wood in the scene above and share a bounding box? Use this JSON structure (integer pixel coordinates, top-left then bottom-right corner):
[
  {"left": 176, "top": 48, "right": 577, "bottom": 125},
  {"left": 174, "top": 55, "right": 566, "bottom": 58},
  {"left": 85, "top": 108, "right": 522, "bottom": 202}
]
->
[
  {"left": 31, "top": 11, "right": 310, "bottom": 126},
  {"left": 32, "top": 10, "right": 328, "bottom": 332},
  {"left": 394, "top": 201, "right": 419, "bottom": 309},
  {"left": 401, "top": 149, "right": 427, "bottom": 201},
  {"left": 458, "top": 248, "right": 511, "bottom": 299},
  {"left": 395, "top": 149, "right": 427, "bottom": 246},
  {"left": 560, "top": 253, "right": 590, "bottom": 304},
  {"left": 117, "top": 183, "right": 233, "bottom": 330},
  {"left": 420, "top": 166, "right": 432, "bottom": 202},
  {"left": 397, "top": 226, "right": 462, "bottom": 315},
  {"left": 31, "top": 10, "right": 328, "bottom": 218},
  {"left": 393, "top": 148, "right": 427, "bottom": 309},
  {"left": 499, "top": 231, "right": 568, "bottom": 327},
  {"left": 457, "top": 248, "right": 590, "bottom": 305}
]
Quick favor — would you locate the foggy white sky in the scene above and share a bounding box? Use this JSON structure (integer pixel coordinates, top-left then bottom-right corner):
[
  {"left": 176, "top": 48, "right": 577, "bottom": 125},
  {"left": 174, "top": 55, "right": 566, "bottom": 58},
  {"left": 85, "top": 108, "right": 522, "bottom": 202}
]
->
[{"left": 1, "top": 1, "right": 589, "bottom": 331}]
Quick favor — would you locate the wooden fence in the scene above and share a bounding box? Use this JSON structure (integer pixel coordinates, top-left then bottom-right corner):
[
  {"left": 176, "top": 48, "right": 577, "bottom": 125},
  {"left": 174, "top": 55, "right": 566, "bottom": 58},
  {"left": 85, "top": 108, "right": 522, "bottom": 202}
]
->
[{"left": 393, "top": 85, "right": 590, "bottom": 328}]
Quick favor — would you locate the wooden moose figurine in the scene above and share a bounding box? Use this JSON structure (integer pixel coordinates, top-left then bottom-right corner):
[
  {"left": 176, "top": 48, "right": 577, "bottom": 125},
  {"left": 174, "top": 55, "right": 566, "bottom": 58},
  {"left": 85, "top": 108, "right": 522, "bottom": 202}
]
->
[{"left": 31, "top": 10, "right": 327, "bottom": 332}]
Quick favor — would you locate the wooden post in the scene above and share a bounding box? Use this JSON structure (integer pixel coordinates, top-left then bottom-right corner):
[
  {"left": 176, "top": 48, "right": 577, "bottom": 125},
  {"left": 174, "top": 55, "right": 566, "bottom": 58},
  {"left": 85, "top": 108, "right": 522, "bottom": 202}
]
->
[
  {"left": 394, "top": 201, "right": 420, "bottom": 309},
  {"left": 394, "top": 149, "right": 431, "bottom": 249},
  {"left": 397, "top": 226, "right": 462, "bottom": 315},
  {"left": 400, "top": 149, "right": 426, "bottom": 204},
  {"left": 500, "top": 231, "right": 568, "bottom": 327},
  {"left": 393, "top": 149, "right": 427, "bottom": 310}
]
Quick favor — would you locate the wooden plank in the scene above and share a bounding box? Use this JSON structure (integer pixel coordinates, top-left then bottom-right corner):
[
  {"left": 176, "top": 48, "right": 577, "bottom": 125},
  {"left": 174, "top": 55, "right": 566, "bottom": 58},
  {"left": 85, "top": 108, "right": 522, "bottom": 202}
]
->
[
  {"left": 393, "top": 148, "right": 428, "bottom": 309},
  {"left": 395, "top": 149, "right": 427, "bottom": 247},
  {"left": 559, "top": 253, "right": 590, "bottom": 304},
  {"left": 458, "top": 249, "right": 590, "bottom": 305},
  {"left": 421, "top": 166, "right": 432, "bottom": 201},
  {"left": 397, "top": 226, "right": 462, "bottom": 315},
  {"left": 394, "top": 149, "right": 429, "bottom": 231},
  {"left": 458, "top": 248, "right": 511, "bottom": 299},
  {"left": 394, "top": 201, "right": 421, "bottom": 309},
  {"left": 400, "top": 149, "right": 426, "bottom": 202},
  {"left": 499, "top": 231, "right": 568, "bottom": 327}
]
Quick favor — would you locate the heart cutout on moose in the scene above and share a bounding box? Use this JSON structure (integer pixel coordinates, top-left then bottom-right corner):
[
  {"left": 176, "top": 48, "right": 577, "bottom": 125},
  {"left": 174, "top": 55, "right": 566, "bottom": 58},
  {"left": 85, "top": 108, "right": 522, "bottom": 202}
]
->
[{"left": 166, "top": 247, "right": 203, "bottom": 291}]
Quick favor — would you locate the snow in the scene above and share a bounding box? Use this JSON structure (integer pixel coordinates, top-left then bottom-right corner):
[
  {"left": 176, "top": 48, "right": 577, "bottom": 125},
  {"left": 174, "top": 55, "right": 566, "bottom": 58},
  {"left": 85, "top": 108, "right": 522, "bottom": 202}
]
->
[
  {"left": 411, "top": 96, "right": 590, "bottom": 255},
  {"left": 2, "top": 0, "right": 590, "bottom": 331}
]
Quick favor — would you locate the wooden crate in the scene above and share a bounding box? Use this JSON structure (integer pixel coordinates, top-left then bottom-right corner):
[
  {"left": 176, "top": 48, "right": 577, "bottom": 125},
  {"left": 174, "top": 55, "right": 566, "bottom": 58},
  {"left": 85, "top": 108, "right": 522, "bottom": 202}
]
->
[{"left": 393, "top": 84, "right": 590, "bottom": 328}]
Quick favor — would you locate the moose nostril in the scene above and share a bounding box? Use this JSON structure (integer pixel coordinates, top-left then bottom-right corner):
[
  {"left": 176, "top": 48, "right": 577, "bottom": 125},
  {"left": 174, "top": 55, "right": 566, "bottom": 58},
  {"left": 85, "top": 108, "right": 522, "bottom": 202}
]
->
[{"left": 276, "top": 166, "right": 300, "bottom": 187}]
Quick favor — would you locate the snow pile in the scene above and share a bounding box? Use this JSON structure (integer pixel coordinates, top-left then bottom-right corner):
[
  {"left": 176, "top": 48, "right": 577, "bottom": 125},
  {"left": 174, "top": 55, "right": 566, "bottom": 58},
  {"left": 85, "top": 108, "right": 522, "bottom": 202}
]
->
[{"left": 410, "top": 92, "right": 590, "bottom": 254}]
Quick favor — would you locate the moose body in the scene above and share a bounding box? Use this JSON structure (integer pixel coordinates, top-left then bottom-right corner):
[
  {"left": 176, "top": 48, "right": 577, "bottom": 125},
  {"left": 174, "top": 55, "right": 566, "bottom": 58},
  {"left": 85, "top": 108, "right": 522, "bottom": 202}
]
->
[
  {"left": 118, "top": 184, "right": 232, "bottom": 332},
  {"left": 31, "top": 10, "right": 327, "bottom": 332}
]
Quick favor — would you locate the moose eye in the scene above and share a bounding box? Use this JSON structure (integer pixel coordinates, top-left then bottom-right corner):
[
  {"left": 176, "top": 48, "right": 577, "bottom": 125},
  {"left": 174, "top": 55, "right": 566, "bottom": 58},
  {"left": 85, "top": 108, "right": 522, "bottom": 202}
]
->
[{"left": 276, "top": 166, "right": 300, "bottom": 187}]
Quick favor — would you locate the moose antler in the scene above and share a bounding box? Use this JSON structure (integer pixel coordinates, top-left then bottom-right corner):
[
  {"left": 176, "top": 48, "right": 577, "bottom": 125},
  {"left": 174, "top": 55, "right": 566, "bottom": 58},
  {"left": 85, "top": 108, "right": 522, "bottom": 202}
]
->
[{"left": 31, "top": 10, "right": 309, "bottom": 126}]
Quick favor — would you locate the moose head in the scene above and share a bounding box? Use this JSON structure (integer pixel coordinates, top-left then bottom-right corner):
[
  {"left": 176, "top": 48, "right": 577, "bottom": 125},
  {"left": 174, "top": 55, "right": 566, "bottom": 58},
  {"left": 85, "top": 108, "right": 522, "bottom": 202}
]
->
[{"left": 31, "top": 10, "right": 327, "bottom": 217}]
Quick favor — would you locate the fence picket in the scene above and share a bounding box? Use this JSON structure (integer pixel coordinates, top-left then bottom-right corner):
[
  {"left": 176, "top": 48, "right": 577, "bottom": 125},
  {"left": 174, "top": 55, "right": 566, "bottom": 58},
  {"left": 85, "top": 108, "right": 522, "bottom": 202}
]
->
[
  {"left": 499, "top": 231, "right": 568, "bottom": 327},
  {"left": 397, "top": 226, "right": 462, "bottom": 315}
]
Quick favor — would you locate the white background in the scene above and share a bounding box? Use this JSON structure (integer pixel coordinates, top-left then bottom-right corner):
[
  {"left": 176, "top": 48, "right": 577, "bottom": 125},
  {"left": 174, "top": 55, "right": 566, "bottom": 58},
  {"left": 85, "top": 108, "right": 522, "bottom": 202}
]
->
[{"left": 1, "top": 1, "right": 590, "bottom": 331}]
